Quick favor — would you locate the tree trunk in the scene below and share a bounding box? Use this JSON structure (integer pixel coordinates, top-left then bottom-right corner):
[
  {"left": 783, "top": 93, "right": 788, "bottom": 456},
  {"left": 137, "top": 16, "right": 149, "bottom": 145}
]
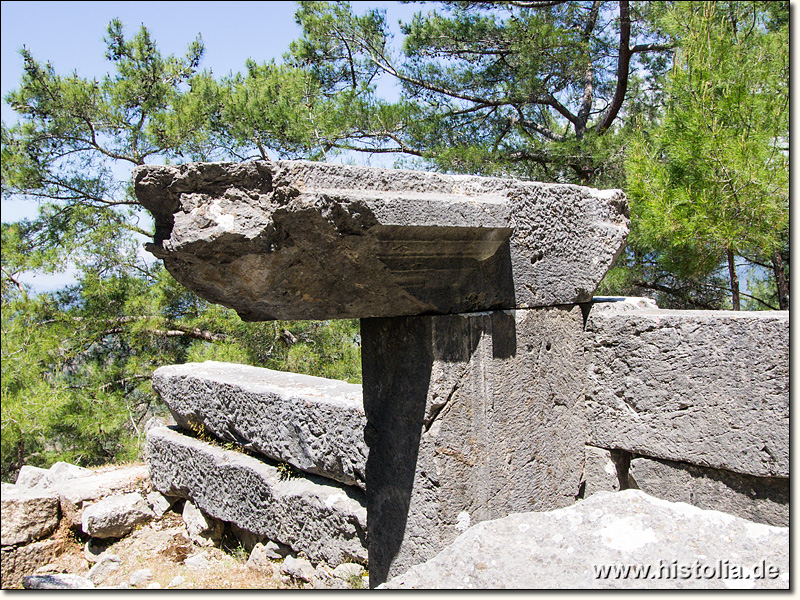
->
[
  {"left": 772, "top": 251, "right": 789, "bottom": 310},
  {"left": 726, "top": 248, "right": 740, "bottom": 311}
]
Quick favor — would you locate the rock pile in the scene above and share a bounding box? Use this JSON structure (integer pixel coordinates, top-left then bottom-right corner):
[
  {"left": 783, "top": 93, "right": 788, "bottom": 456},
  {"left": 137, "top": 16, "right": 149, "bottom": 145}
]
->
[{"left": 1, "top": 460, "right": 369, "bottom": 589}]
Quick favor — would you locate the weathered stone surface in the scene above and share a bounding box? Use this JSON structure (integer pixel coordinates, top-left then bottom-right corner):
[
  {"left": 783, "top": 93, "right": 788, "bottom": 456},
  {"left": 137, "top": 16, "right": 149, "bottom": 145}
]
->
[
  {"left": 32, "top": 461, "right": 92, "bottom": 490},
  {"left": 280, "top": 556, "right": 316, "bottom": 583},
  {"left": 1, "top": 539, "right": 60, "bottom": 589},
  {"left": 133, "top": 160, "right": 628, "bottom": 320},
  {"left": 23, "top": 574, "right": 95, "bottom": 589},
  {"left": 1, "top": 485, "right": 60, "bottom": 546},
  {"left": 146, "top": 426, "right": 367, "bottom": 566},
  {"left": 361, "top": 306, "right": 587, "bottom": 585},
  {"left": 586, "top": 304, "right": 789, "bottom": 477},
  {"left": 581, "top": 445, "right": 625, "bottom": 497},
  {"left": 81, "top": 492, "right": 154, "bottom": 539},
  {"left": 55, "top": 465, "right": 150, "bottom": 527},
  {"left": 629, "top": 456, "right": 788, "bottom": 527},
  {"left": 14, "top": 465, "right": 49, "bottom": 488},
  {"left": 146, "top": 490, "right": 174, "bottom": 518},
  {"left": 382, "top": 490, "right": 789, "bottom": 589},
  {"left": 86, "top": 554, "right": 121, "bottom": 584},
  {"left": 152, "top": 361, "right": 367, "bottom": 489},
  {"left": 182, "top": 499, "right": 224, "bottom": 547}
]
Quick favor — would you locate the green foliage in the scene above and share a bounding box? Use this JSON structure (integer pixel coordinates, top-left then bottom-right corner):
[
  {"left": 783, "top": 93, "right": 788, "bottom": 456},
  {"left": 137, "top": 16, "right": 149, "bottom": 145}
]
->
[{"left": 623, "top": 1, "right": 788, "bottom": 309}]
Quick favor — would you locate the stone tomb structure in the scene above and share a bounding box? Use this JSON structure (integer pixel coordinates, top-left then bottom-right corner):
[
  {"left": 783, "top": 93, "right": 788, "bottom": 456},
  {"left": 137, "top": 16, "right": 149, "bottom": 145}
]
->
[{"left": 133, "top": 160, "right": 788, "bottom": 587}]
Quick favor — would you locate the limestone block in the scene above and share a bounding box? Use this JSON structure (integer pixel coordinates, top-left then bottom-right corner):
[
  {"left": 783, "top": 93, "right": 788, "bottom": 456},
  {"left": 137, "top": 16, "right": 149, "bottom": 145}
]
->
[
  {"left": 14, "top": 465, "right": 49, "bottom": 488},
  {"left": 55, "top": 466, "right": 150, "bottom": 527},
  {"left": 629, "top": 456, "right": 788, "bottom": 527},
  {"left": 152, "top": 361, "right": 367, "bottom": 489},
  {"left": 145, "top": 426, "right": 367, "bottom": 566},
  {"left": 361, "top": 306, "right": 587, "bottom": 585},
  {"left": 1, "top": 485, "right": 60, "bottom": 546},
  {"left": 586, "top": 305, "right": 789, "bottom": 477},
  {"left": 1, "top": 539, "right": 60, "bottom": 589},
  {"left": 81, "top": 492, "right": 154, "bottom": 539},
  {"left": 146, "top": 491, "right": 174, "bottom": 518},
  {"left": 133, "top": 160, "right": 628, "bottom": 320},
  {"left": 32, "top": 461, "right": 92, "bottom": 490},
  {"left": 382, "top": 490, "right": 789, "bottom": 589}
]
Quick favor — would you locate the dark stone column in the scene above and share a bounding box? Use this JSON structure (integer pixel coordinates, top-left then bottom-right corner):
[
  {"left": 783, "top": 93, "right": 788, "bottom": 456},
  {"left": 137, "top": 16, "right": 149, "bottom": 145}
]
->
[{"left": 361, "top": 306, "right": 587, "bottom": 586}]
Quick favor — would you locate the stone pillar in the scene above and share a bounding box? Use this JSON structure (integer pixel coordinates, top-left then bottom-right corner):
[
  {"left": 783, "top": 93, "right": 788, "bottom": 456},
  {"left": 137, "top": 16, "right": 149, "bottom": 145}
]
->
[{"left": 362, "top": 306, "right": 587, "bottom": 585}]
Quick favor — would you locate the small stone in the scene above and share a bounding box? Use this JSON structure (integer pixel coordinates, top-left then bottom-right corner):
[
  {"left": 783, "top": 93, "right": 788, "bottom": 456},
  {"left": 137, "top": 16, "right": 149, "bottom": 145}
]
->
[
  {"left": 86, "top": 554, "right": 121, "bottom": 584},
  {"left": 280, "top": 556, "right": 316, "bottom": 583},
  {"left": 146, "top": 491, "right": 175, "bottom": 518},
  {"left": 185, "top": 551, "right": 210, "bottom": 570},
  {"left": 167, "top": 575, "right": 186, "bottom": 588},
  {"left": 182, "top": 500, "right": 224, "bottom": 547},
  {"left": 129, "top": 568, "right": 153, "bottom": 587},
  {"left": 263, "top": 540, "right": 290, "bottom": 560},
  {"left": 332, "top": 562, "right": 366, "bottom": 580},
  {"left": 23, "top": 574, "right": 95, "bottom": 589},
  {"left": 246, "top": 543, "right": 272, "bottom": 573},
  {"left": 147, "top": 582, "right": 162, "bottom": 589}
]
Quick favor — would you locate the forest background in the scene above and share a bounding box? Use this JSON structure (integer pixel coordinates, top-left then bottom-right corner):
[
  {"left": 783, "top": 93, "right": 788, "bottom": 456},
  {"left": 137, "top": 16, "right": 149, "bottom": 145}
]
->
[{"left": 0, "top": 1, "right": 790, "bottom": 481}]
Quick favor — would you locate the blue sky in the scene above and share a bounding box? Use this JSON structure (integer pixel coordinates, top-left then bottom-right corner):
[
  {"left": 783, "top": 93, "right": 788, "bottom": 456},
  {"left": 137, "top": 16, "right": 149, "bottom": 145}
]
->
[{"left": 1, "top": 1, "right": 424, "bottom": 290}]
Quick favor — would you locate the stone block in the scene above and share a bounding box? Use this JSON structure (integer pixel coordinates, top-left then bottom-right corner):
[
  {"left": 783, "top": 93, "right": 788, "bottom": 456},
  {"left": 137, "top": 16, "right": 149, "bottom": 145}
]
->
[
  {"left": 152, "top": 361, "right": 367, "bottom": 489},
  {"left": 81, "top": 492, "right": 154, "bottom": 539},
  {"left": 32, "top": 462, "right": 92, "bottom": 490},
  {"left": 14, "top": 465, "right": 49, "bottom": 488},
  {"left": 146, "top": 426, "right": 367, "bottom": 566},
  {"left": 182, "top": 499, "right": 224, "bottom": 547},
  {"left": 586, "top": 305, "right": 789, "bottom": 477},
  {"left": 133, "top": 160, "right": 628, "bottom": 320},
  {"left": 361, "top": 306, "right": 587, "bottom": 585},
  {"left": 55, "top": 465, "right": 150, "bottom": 527},
  {"left": 381, "top": 490, "right": 789, "bottom": 589},
  {"left": 1, "top": 485, "right": 60, "bottom": 546},
  {"left": 23, "top": 574, "right": 95, "bottom": 589},
  {"left": 1, "top": 539, "right": 60, "bottom": 589},
  {"left": 629, "top": 456, "right": 788, "bottom": 527}
]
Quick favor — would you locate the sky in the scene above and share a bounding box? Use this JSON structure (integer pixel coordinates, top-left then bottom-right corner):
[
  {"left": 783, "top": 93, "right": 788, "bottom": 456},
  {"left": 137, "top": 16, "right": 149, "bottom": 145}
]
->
[{"left": 0, "top": 0, "right": 424, "bottom": 291}]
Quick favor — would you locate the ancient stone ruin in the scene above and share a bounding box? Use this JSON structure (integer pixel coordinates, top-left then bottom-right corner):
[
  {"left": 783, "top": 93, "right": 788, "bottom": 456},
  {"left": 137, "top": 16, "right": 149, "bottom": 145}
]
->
[{"left": 130, "top": 159, "right": 788, "bottom": 588}]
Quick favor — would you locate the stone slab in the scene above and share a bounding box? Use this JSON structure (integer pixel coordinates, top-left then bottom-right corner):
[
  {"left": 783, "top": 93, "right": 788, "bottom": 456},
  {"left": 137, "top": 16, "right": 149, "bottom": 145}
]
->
[
  {"left": 133, "top": 160, "right": 628, "bottom": 320},
  {"left": 53, "top": 466, "right": 150, "bottom": 527},
  {"left": 152, "top": 361, "right": 367, "bottom": 489},
  {"left": 585, "top": 305, "right": 789, "bottom": 477},
  {"left": 145, "top": 426, "right": 367, "bottom": 566},
  {"left": 1, "top": 485, "right": 60, "bottom": 546},
  {"left": 381, "top": 490, "right": 789, "bottom": 589},
  {"left": 629, "top": 456, "right": 788, "bottom": 527},
  {"left": 361, "top": 306, "right": 587, "bottom": 585},
  {"left": 581, "top": 445, "right": 625, "bottom": 497}
]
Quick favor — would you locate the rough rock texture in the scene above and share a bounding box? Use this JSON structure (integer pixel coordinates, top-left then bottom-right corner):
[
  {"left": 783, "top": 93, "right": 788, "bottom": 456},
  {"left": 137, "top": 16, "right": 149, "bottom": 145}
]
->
[
  {"left": 1, "top": 485, "right": 60, "bottom": 546},
  {"left": 361, "top": 306, "right": 587, "bottom": 585},
  {"left": 31, "top": 462, "right": 92, "bottom": 490},
  {"left": 23, "top": 574, "right": 96, "bottom": 589},
  {"left": 586, "top": 305, "right": 789, "bottom": 477},
  {"left": 14, "top": 465, "right": 49, "bottom": 488},
  {"left": 1, "top": 539, "right": 60, "bottom": 589},
  {"left": 581, "top": 445, "right": 626, "bottom": 497},
  {"left": 81, "top": 492, "right": 155, "bottom": 539},
  {"left": 182, "top": 500, "right": 224, "bottom": 547},
  {"left": 382, "top": 490, "right": 789, "bottom": 589},
  {"left": 133, "top": 160, "right": 628, "bottom": 320},
  {"left": 629, "top": 456, "right": 788, "bottom": 527},
  {"left": 146, "top": 426, "right": 367, "bottom": 566},
  {"left": 54, "top": 466, "right": 150, "bottom": 527},
  {"left": 152, "top": 361, "right": 367, "bottom": 489}
]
